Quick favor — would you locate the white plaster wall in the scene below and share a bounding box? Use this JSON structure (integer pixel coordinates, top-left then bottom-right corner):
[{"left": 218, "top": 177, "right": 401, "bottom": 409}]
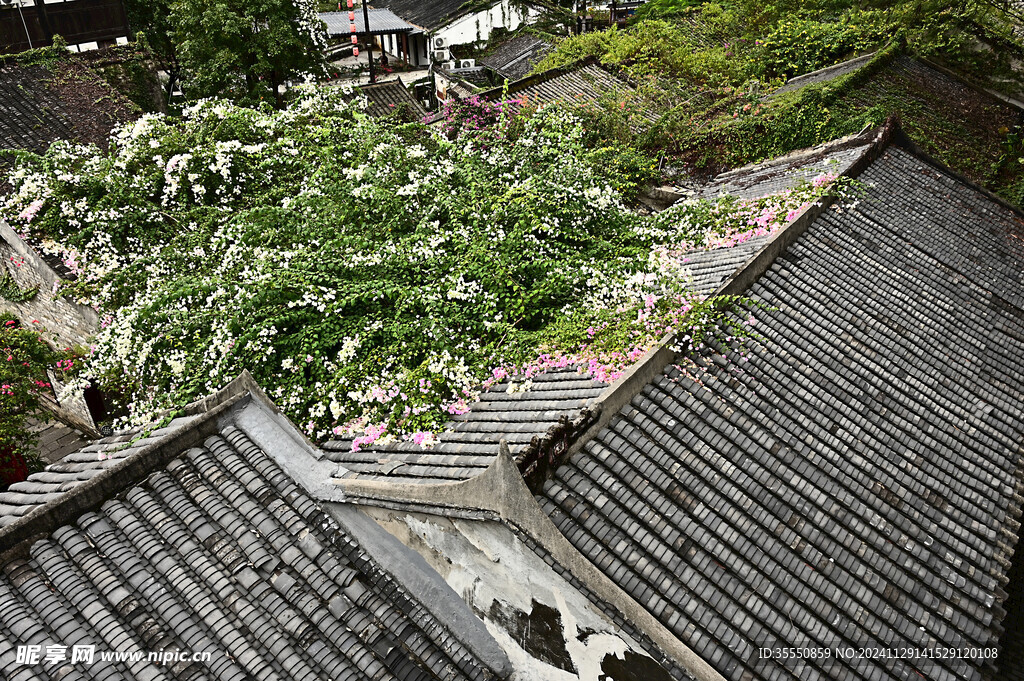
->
[
  {"left": 359, "top": 507, "right": 665, "bottom": 681},
  {"left": 435, "top": 2, "right": 540, "bottom": 47}
]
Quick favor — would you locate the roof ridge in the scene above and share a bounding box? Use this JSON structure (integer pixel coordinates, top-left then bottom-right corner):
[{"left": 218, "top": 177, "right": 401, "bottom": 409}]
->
[
  {"left": 335, "top": 440, "right": 725, "bottom": 681},
  {"left": 476, "top": 56, "right": 606, "bottom": 99},
  {"left": 0, "top": 372, "right": 261, "bottom": 555},
  {"left": 514, "top": 121, "right": 897, "bottom": 487},
  {"left": 776, "top": 50, "right": 877, "bottom": 91}
]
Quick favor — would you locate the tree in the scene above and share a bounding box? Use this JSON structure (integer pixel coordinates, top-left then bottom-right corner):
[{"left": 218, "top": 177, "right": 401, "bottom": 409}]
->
[
  {"left": 123, "top": 0, "right": 180, "bottom": 104},
  {"left": 169, "top": 0, "right": 327, "bottom": 107}
]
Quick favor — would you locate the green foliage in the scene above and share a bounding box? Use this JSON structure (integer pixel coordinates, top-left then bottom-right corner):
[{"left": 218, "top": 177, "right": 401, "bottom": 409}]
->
[
  {"left": 0, "top": 90, "right": 850, "bottom": 446},
  {"left": 0, "top": 272, "right": 38, "bottom": 303},
  {"left": 124, "top": 0, "right": 175, "bottom": 61},
  {"left": 90, "top": 45, "right": 167, "bottom": 113},
  {"left": 633, "top": 0, "right": 702, "bottom": 20},
  {"left": 532, "top": 3, "right": 1024, "bottom": 196},
  {"left": 752, "top": 12, "right": 896, "bottom": 80},
  {"left": 584, "top": 144, "right": 658, "bottom": 201}
]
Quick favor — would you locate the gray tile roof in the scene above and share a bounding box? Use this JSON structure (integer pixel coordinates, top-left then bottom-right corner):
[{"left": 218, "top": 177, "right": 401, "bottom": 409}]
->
[
  {"left": 0, "top": 380, "right": 504, "bottom": 681},
  {"left": 437, "top": 65, "right": 493, "bottom": 89},
  {"left": 323, "top": 368, "right": 608, "bottom": 483},
  {"left": 24, "top": 416, "right": 92, "bottom": 464},
  {"left": 677, "top": 236, "right": 769, "bottom": 297},
  {"left": 486, "top": 61, "right": 637, "bottom": 109},
  {"left": 321, "top": 8, "right": 415, "bottom": 36},
  {"left": 691, "top": 129, "right": 877, "bottom": 201},
  {"left": 369, "top": 0, "right": 470, "bottom": 31},
  {"left": 537, "top": 143, "right": 1024, "bottom": 681},
  {"left": 0, "top": 415, "right": 201, "bottom": 527},
  {"left": 349, "top": 78, "right": 427, "bottom": 118},
  {"left": 0, "top": 63, "right": 77, "bottom": 158},
  {"left": 479, "top": 34, "right": 552, "bottom": 81},
  {"left": 0, "top": 56, "right": 137, "bottom": 167}
]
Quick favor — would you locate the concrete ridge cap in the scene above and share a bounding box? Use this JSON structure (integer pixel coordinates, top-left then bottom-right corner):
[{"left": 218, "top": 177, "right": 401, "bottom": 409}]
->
[
  {"left": 712, "top": 121, "right": 893, "bottom": 297},
  {"left": 778, "top": 50, "right": 877, "bottom": 90},
  {"left": 0, "top": 375, "right": 258, "bottom": 555},
  {"left": 710, "top": 127, "right": 878, "bottom": 180},
  {"left": 338, "top": 441, "right": 726, "bottom": 681},
  {"left": 183, "top": 370, "right": 261, "bottom": 416},
  {"left": 35, "top": 398, "right": 100, "bottom": 440}
]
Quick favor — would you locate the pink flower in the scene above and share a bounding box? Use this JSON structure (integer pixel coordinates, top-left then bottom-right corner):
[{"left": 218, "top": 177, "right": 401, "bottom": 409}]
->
[
  {"left": 445, "top": 398, "right": 469, "bottom": 415},
  {"left": 352, "top": 422, "right": 387, "bottom": 452},
  {"left": 17, "top": 199, "right": 44, "bottom": 223},
  {"left": 410, "top": 431, "right": 435, "bottom": 446},
  {"left": 811, "top": 172, "right": 837, "bottom": 188}
]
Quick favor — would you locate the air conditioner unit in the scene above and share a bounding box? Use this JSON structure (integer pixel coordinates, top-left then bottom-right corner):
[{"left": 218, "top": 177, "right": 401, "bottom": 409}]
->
[
  {"left": 457, "top": 59, "right": 476, "bottom": 70},
  {"left": 433, "top": 49, "right": 450, "bottom": 62},
  {"left": 432, "top": 36, "right": 448, "bottom": 49},
  {"left": 445, "top": 61, "right": 457, "bottom": 71}
]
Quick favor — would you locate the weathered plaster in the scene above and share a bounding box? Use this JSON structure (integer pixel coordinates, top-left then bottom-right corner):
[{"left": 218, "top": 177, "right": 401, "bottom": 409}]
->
[
  {"left": 357, "top": 507, "right": 669, "bottom": 681},
  {"left": 435, "top": 2, "right": 540, "bottom": 48},
  {"left": 335, "top": 442, "right": 724, "bottom": 681}
]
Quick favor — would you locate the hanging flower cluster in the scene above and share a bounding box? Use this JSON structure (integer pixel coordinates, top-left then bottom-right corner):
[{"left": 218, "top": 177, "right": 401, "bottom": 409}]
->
[{"left": 2, "top": 88, "right": 850, "bottom": 447}]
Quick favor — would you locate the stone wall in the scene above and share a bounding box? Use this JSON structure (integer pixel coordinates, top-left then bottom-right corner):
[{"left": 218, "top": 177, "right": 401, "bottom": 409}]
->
[
  {"left": 0, "top": 220, "right": 98, "bottom": 351},
  {"left": 1, "top": 220, "right": 99, "bottom": 431}
]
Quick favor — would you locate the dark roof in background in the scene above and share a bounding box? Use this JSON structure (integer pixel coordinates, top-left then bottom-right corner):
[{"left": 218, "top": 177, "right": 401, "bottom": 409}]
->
[
  {"left": 538, "top": 142, "right": 1024, "bottom": 681},
  {"left": 24, "top": 416, "right": 91, "bottom": 465},
  {"left": 437, "top": 65, "right": 494, "bottom": 89},
  {"left": 479, "top": 34, "right": 553, "bottom": 81},
  {"left": 0, "top": 54, "right": 137, "bottom": 171},
  {"left": 347, "top": 79, "right": 427, "bottom": 118},
  {"left": 484, "top": 60, "right": 637, "bottom": 108},
  {"left": 321, "top": 8, "right": 415, "bottom": 36},
  {"left": 0, "top": 63, "right": 77, "bottom": 156},
  {"left": 0, "top": 414, "right": 201, "bottom": 527},
  {"left": 370, "top": 0, "right": 469, "bottom": 31},
  {"left": 0, "top": 378, "right": 505, "bottom": 681}
]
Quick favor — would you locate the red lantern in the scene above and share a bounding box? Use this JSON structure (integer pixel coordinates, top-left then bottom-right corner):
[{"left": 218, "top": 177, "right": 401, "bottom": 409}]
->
[
  {"left": 351, "top": 35, "right": 358, "bottom": 44},
  {"left": 346, "top": 0, "right": 353, "bottom": 7},
  {"left": 349, "top": 11, "right": 355, "bottom": 21},
  {"left": 350, "top": 24, "right": 356, "bottom": 32},
  {"left": 353, "top": 47, "right": 360, "bottom": 56}
]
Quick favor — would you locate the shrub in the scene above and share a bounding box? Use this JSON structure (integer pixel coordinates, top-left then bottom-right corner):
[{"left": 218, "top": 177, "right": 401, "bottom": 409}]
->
[{"left": 0, "top": 314, "right": 73, "bottom": 487}]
